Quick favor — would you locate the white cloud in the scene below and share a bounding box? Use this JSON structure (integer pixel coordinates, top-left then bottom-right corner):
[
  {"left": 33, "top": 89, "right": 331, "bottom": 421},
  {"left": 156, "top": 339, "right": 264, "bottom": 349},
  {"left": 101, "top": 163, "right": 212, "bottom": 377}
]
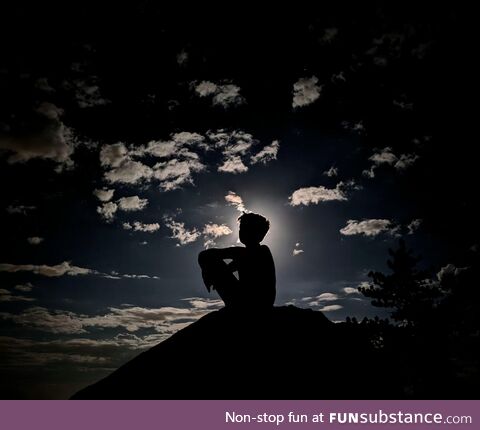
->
[
  {"left": 340, "top": 219, "right": 395, "bottom": 237},
  {"left": 6, "top": 205, "right": 36, "bottom": 215},
  {"left": 320, "top": 27, "right": 338, "bottom": 43},
  {"left": 14, "top": 283, "right": 34, "bottom": 292},
  {"left": 35, "top": 102, "right": 64, "bottom": 120},
  {"left": 292, "top": 76, "right": 321, "bottom": 108},
  {"left": 99, "top": 143, "right": 129, "bottom": 168},
  {"left": 293, "top": 242, "right": 304, "bottom": 256},
  {"left": 320, "top": 304, "right": 343, "bottom": 312},
  {"left": 395, "top": 153, "right": 419, "bottom": 170},
  {"left": 176, "top": 50, "right": 188, "bottom": 66},
  {"left": 218, "top": 156, "right": 248, "bottom": 173},
  {"left": 104, "top": 160, "right": 153, "bottom": 185},
  {"left": 342, "top": 120, "right": 365, "bottom": 134},
  {"left": 0, "top": 116, "right": 75, "bottom": 170},
  {"left": 364, "top": 147, "right": 419, "bottom": 178},
  {"left": 0, "top": 261, "right": 91, "bottom": 277},
  {"left": 343, "top": 287, "right": 360, "bottom": 295},
  {"left": 289, "top": 182, "right": 351, "bottom": 206},
  {"left": 171, "top": 131, "right": 206, "bottom": 147},
  {"left": 202, "top": 223, "right": 232, "bottom": 248},
  {"left": 97, "top": 201, "right": 118, "bottom": 222},
  {"left": 212, "top": 84, "right": 245, "bottom": 108},
  {"left": 436, "top": 264, "right": 468, "bottom": 282},
  {"left": 195, "top": 81, "right": 218, "bottom": 97},
  {"left": 331, "top": 71, "right": 346, "bottom": 83},
  {"left": 0, "top": 289, "right": 35, "bottom": 303},
  {"left": 225, "top": 191, "right": 246, "bottom": 212},
  {"left": 369, "top": 147, "right": 397, "bottom": 165},
  {"left": 323, "top": 166, "right": 338, "bottom": 177},
  {"left": 0, "top": 298, "right": 223, "bottom": 336},
  {"left": 123, "top": 222, "right": 160, "bottom": 233},
  {"left": 203, "top": 223, "right": 232, "bottom": 238},
  {"left": 194, "top": 81, "right": 245, "bottom": 108},
  {"left": 117, "top": 196, "right": 148, "bottom": 212},
  {"left": 250, "top": 140, "right": 280, "bottom": 164},
  {"left": 27, "top": 237, "right": 44, "bottom": 245},
  {"left": 153, "top": 158, "right": 206, "bottom": 190},
  {"left": 164, "top": 217, "right": 201, "bottom": 246},
  {"left": 93, "top": 188, "right": 114, "bottom": 202},
  {"left": 407, "top": 218, "right": 422, "bottom": 235},
  {"left": 66, "top": 76, "right": 110, "bottom": 109}
]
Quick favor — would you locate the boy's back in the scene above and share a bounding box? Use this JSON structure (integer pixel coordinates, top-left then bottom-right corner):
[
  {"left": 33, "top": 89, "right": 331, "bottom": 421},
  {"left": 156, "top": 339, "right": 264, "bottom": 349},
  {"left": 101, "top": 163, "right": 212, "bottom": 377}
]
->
[{"left": 235, "top": 244, "right": 276, "bottom": 308}]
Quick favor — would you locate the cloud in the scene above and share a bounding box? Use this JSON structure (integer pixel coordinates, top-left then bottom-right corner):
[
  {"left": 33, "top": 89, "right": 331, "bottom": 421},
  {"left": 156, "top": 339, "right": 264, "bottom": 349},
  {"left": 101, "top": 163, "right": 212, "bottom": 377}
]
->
[
  {"left": 212, "top": 84, "right": 245, "bottom": 108},
  {"left": 436, "top": 264, "right": 468, "bottom": 283},
  {"left": 122, "top": 222, "right": 160, "bottom": 233},
  {"left": 203, "top": 223, "right": 232, "bottom": 238},
  {"left": 93, "top": 188, "right": 114, "bottom": 202},
  {"left": 343, "top": 287, "right": 360, "bottom": 295},
  {"left": 99, "top": 143, "right": 129, "bottom": 168},
  {"left": 0, "top": 298, "right": 223, "bottom": 336},
  {"left": 218, "top": 156, "right": 248, "bottom": 173},
  {"left": 194, "top": 81, "right": 245, "bottom": 108},
  {"left": 0, "top": 289, "right": 35, "bottom": 303},
  {"left": 104, "top": 160, "right": 153, "bottom": 184},
  {"left": 0, "top": 105, "right": 76, "bottom": 170},
  {"left": 289, "top": 181, "right": 353, "bottom": 206},
  {"left": 407, "top": 219, "right": 422, "bottom": 235},
  {"left": 293, "top": 242, "right": 304, "bottom": 256},
  {"left": 117, "top": 196, "right": 148, "bottom": 211},
  {"left": 250, "top": 140, "right": 280, "bottom": 164},
  {"left": 225, "top": 191, "right": 246, "bottom": 212},
  {"left": 342, "top": 120, "right": 365, "bottom": 134},
  {"left": 6, "top": 205, "right": 36, "bottom": 215},
  {"left": 27, "top": 237, "right": 44, "bottom": 245},
  {"left": 35, "top": 102, "right": 64, "bottom": 120},
  {"left": 176, "top": 50, "right": 188, "bottom": 66},
  {"left": 35, "top": 77, "right": 55, "bottom": 93},
  {"left": 153, "top": 158, "right": 206, "bottom": 190},
  {"left": 340, "top": 219, "right": 397, "bottom": 237},
  {"left": 369, "top": 147, "right": 397, "bottom": 165},
  {"left": 331, "top": 71, "right": 346, "bottom": 83},
  {"left": 97, "top": 129, "right": 275, "bottom": 196},
  {"left": 0, "top": 261, "right": 92, "bottom": 277},
  {"left": 363, "top": 147, "right": 419, "bottom": 178},
  {"left": 299, "top": 293, "right": 344, "bottom": 312},
  {"left": 14, "top": 283, "right": 34, "bottom": 292},
  {"left": 194, "top": 81, "right": 218, "bottom": 97},
  {"left": 207, "top": 129, "right": 258, "bottom": 173},
  {"left": 320, "top": 304, "right": 343, "bottom": 312},
  {"left": 202, "top": 223, "right": 232, "bottom": 248},
  {"left": 320, "top": 27, "right": 338, "bottom": 43},
  {"left": 164, "top": 216, "right": 201, "bottom": 246},
  {"left": 323, "top": 166, "right": 338, "bottom": 177},
  {"left": 292, "top": 76, "right": 321, "bottom": 108},
  {"left": 97, "top": 201, "right": 118, "bottom": 222},
  {"left": 65, "top": 76, "right": 110, "bottom": 109}
]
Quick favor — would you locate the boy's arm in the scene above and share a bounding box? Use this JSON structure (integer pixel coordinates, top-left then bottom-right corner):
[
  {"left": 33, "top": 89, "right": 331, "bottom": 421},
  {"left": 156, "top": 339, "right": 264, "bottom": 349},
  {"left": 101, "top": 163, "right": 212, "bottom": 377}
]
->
[{"left": 201, "top": 246, "right": 245, "bottom": 261}]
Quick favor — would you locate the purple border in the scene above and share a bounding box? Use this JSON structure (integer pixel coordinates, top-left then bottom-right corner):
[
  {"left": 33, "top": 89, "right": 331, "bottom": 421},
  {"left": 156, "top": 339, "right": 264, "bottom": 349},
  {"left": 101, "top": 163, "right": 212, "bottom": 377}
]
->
[{"left": 0, "top": 400, "right": 477, "bottom": 429}]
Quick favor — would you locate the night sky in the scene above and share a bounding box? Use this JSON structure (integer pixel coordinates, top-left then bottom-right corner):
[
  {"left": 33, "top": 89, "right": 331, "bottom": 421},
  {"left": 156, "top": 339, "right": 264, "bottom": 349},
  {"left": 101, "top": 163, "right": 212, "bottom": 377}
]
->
[{"left": 0, "top": 2, "right": 475, "bottom": 399}]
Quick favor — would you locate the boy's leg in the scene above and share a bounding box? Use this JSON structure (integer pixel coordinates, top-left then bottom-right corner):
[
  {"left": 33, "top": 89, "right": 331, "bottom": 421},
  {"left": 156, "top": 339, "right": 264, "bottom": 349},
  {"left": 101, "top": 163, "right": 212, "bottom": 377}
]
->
[{"left": 198, "top": 253, "right": 239, "bottom": 307}]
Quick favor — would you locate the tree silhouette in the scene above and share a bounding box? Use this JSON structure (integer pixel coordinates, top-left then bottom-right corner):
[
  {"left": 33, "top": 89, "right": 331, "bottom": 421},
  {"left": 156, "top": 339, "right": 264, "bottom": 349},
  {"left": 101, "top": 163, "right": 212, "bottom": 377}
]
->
[{"left": 359, "top": 240, "right": 441, "bottom": 326}]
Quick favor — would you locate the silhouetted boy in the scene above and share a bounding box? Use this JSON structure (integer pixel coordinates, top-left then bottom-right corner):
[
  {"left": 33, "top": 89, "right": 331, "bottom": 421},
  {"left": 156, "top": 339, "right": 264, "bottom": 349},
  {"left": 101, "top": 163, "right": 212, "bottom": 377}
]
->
[{"left": 198, "top": 212, "right": 276, "bottom": 309}]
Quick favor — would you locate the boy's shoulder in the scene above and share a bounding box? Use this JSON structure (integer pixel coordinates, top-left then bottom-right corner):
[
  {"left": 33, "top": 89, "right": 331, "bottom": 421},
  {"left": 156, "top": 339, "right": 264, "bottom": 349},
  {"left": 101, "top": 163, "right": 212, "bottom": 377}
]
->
[{"left": 260, "top": 244, "right": 272, "bottom": 254}]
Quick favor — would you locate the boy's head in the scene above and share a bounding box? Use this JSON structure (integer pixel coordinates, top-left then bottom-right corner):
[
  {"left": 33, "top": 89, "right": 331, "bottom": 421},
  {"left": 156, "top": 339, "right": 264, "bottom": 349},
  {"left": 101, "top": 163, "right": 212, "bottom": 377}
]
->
[{"left": 238, "top": 212, "right": 270, "bottom": 246}]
